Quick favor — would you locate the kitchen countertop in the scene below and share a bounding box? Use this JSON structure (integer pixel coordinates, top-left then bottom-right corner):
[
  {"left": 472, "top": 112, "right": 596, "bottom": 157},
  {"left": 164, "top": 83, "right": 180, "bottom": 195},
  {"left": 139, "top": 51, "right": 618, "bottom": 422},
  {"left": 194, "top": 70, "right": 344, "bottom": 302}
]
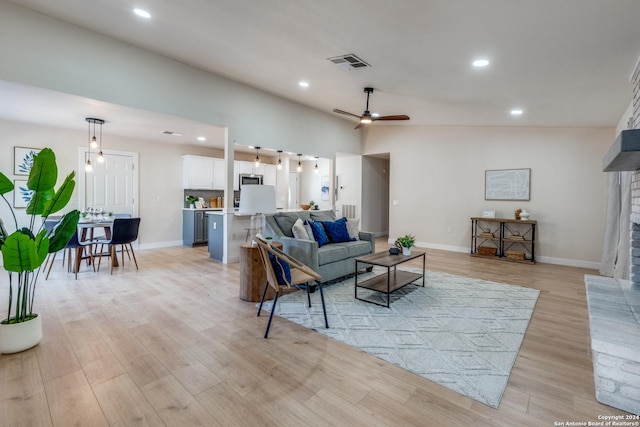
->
[{"left": 183, "top": 207, "right": 223, "bottom": 211}]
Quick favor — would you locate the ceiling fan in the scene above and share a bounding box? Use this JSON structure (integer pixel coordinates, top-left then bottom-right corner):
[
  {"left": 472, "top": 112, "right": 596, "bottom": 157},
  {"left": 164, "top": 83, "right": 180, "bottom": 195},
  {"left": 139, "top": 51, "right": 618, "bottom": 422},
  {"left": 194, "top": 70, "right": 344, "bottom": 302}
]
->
[{"left": 333, "top": 87, "right": 410, "bottom": 129}]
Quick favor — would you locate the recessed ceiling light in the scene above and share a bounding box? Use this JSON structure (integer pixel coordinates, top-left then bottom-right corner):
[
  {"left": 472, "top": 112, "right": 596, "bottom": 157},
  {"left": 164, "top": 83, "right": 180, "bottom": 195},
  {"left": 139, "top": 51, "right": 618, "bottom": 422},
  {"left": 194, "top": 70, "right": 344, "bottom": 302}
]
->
[
  {"left": 472, "top": 59, "right": 490, "bottom": 67},
  {"left": 133, "top": 8, "right": 151, "bottom": 18},
  {"left": 510, "top": 109, "right": 524, "bottom": 116},
  {"left": 197, "top": 136, "right": 206, "bottom": 141},
  {"left": 298, "top": 81, "right": 309, "bottom": 88}
]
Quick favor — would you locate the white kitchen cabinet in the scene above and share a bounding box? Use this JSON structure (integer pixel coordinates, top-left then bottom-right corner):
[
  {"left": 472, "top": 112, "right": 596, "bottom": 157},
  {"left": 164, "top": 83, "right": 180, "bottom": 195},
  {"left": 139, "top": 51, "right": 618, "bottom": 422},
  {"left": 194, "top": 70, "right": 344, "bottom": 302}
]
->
[
  {"left": 183, "top": 155, "right": 214, "bottom": 189},
  {"left": 263, "top": 164, "right": 277, "bottom": 186},
  {"left": 212, "top": 158, "right": 226, "bottom": 190}
]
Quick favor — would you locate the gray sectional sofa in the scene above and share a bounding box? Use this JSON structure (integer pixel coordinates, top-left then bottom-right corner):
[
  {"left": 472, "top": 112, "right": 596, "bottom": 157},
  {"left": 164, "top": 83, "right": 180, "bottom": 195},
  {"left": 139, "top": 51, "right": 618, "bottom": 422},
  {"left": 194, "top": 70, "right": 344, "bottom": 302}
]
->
[{"left": 264, "top": 210, "right": 375, "bottom": 283}]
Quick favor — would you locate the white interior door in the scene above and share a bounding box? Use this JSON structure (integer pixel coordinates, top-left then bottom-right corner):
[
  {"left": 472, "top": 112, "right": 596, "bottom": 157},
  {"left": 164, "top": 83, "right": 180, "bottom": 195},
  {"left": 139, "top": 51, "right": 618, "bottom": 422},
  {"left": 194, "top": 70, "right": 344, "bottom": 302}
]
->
[{"left": 79, "top": 149, "right": 137, "bottom": 216}]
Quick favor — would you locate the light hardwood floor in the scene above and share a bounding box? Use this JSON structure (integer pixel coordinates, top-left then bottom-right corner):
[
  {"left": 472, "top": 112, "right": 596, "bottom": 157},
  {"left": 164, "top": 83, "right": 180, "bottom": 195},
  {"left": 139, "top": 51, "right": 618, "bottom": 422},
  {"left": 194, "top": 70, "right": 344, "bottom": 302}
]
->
[{"left": 0, "top": 239, "right": 629, "bottom": 426}]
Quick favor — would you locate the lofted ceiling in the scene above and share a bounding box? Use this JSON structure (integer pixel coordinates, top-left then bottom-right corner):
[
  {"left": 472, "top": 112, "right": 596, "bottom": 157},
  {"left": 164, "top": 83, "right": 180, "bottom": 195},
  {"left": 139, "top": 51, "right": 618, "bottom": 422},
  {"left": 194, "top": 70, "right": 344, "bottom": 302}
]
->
[{"left": 3, "top": 0, "right": 640, "bottom": 148}]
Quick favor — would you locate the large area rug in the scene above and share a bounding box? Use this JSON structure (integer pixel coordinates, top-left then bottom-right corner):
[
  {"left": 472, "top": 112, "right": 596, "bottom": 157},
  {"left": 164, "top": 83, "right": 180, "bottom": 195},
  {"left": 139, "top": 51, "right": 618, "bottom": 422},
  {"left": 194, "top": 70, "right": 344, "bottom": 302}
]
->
[{"left": 260, "top": 268, "right": 540, "bottom": 408}]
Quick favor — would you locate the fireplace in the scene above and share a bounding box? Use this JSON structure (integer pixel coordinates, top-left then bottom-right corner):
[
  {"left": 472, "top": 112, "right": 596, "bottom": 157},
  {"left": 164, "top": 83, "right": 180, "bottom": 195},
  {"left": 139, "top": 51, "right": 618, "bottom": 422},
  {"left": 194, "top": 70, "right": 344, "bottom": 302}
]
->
[
  {"left": 586, "top": 168, "right": 640, "bottom": 415},
  {"left": 586, "top": 60, "right": 640, "bottom": 415}
]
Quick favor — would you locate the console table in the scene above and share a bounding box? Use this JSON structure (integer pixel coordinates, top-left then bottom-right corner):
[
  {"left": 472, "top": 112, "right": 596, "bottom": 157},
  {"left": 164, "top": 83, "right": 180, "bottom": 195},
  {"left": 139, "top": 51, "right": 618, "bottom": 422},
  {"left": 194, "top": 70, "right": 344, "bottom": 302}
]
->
[{"left": 470, "top": 217, "right": 537, "bottom": 264}]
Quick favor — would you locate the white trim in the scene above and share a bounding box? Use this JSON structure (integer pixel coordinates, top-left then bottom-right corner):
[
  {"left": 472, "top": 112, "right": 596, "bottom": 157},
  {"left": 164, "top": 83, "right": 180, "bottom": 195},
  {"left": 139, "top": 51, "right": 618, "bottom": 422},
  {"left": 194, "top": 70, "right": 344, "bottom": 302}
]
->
[
  {"left": 138, "top": 240, "right": 183, "bottom": 250},
  {"left": 536, "top": 256, "right": 600, "bottom": 270},
  {"left": 386, "top": 239, "right": 600, "bottom": 269}
]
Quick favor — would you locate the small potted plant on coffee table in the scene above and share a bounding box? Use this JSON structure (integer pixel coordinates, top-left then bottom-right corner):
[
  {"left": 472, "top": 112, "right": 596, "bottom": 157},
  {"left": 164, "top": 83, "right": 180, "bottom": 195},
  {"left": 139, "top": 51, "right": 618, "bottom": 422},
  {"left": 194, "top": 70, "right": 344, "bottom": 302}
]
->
[{"left": 396, "top": 234, "right": 416, "bottom": 256}]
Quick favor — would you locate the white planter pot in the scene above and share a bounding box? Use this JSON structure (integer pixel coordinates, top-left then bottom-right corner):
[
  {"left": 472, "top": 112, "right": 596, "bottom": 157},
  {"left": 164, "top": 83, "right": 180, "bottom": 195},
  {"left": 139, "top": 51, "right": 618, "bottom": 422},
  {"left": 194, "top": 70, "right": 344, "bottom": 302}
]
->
[
  {"left": 402, "top": 247, "right": 411, "bottom": 256},
  {"left": 0, "top": 314, "right": 42, "bottom": 354}
]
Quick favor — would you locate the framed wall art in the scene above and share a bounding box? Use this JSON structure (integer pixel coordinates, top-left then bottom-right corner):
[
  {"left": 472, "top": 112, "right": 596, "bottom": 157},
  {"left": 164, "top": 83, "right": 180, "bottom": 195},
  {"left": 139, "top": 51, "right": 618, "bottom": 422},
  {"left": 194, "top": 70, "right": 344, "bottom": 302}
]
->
[
  {"left": 13, "top": 180, "right": 34, "bottom": 208},
  {"left": 485, "top": 168, "right": 530, "bottom": 201},
  {"left": 14, "top": 146, "right": 41, "bottom": 175},
  {"left": 321, "top": 175, "right": 330, "bottom": 201}
]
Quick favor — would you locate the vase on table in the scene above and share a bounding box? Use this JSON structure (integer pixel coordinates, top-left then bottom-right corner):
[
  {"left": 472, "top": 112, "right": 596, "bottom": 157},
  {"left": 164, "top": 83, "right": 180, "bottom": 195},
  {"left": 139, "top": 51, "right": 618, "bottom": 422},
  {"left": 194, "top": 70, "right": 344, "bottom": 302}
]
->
[{"left": 402, "top": 246, "right": 411, "bottom": 256}]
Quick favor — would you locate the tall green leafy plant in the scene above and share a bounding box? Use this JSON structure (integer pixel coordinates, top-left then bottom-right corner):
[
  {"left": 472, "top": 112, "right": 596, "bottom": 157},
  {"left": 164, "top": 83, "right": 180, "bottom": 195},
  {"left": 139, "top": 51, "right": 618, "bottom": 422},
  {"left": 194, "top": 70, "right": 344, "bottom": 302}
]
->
[{"left": 0, "top": 148, "right": 79, "bottom": 324}]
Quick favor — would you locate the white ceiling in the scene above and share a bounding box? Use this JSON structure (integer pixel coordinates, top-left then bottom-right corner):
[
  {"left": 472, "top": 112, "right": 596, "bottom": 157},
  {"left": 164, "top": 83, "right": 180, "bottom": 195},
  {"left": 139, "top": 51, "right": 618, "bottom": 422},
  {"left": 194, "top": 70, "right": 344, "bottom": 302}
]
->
[{"left": 3, "top": 0, "right": 640, "bottom": 147}]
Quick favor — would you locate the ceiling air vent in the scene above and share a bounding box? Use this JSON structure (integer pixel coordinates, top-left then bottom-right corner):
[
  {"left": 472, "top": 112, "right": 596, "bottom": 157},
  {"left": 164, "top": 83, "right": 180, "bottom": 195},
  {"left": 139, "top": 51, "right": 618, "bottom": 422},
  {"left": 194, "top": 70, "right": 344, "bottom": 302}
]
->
[
  {"left": 328, "top": 54, "right": 370, "bottom": 70},
  {"left": 162, "top": 131, "right": 183, "bottom": 136}
]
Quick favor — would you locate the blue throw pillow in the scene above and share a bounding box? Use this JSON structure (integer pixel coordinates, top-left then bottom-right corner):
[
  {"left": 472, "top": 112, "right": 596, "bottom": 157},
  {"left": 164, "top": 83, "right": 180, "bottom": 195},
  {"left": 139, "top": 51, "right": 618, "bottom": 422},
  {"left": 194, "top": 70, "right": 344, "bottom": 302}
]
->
[
  {"left": 307, "top": 220, "right": 330, "bottom": 247},
  {"left": 321, "top": 217, "right": 355, "bottom": 243},
  {"left": 268, "top": 252, "right": 292, "bottom": 285}
]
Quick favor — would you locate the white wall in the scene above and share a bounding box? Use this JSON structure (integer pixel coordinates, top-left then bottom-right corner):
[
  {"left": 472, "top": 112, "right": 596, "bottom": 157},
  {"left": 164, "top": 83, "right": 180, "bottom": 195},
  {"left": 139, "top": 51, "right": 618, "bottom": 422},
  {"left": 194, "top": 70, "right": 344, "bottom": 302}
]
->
[
  {"left": 364, "top": 125, "right": 614, "bottom": 267},
  {"left": 0, "top": 3, "right": 360, "bottom": 158},
  {"left": 298, "top": 159, "right": 332, "bottom": 211},
  {"left": 335, "top": 152, "right": 363, "bottom": 217}
]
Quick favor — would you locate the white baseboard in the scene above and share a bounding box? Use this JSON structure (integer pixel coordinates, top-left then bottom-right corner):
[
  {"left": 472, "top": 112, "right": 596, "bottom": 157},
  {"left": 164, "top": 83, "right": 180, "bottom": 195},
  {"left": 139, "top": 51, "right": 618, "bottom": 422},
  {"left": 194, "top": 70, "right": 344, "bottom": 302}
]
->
[
  {"left": 138, "top": 240, "right": 183, "bottom": 250},
  {"left": 386, "top": 239, "right": 601, "bottom": 270},
  {"left": 536, "top": 256, "right": 600, "bottom": 270}
]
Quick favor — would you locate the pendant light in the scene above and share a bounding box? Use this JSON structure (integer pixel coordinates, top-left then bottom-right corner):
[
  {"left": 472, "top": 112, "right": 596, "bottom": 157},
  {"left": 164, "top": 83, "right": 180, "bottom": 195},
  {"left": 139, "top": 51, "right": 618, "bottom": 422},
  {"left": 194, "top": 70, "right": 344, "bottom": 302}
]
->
[
  {"left": 90, "top": 120, "right": 98, "bottom": 149},
  {"left": 97, "top": 120, "right": 105, "bottom": 163},
  {"left": 85, "top": 118, "right": 93, "bottom": 172},
  {"left": 85, "top": 118, "right": 105, "bottom": 172},
  {"left": 277, "top": 150, "right": 283, "bottom": 170},
  {"left": 314, "top": 157, "right": 319, "bottom": 174},
  {"left": 254, "top": 146, "right": 261, "bottom": 168},
  {"left": 296, "top": 154, "right": 302, "bottom": 172}
]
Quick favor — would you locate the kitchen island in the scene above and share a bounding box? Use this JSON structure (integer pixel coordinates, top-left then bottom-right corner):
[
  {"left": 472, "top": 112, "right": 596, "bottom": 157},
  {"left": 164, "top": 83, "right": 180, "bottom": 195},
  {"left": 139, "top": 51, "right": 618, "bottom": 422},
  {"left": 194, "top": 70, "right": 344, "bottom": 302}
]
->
[
  {"left": 183, "top": 208, "right": 222, "bottom": 246},
  {"left": 206, "top": 211, "right": 254, "bottom": 263}
]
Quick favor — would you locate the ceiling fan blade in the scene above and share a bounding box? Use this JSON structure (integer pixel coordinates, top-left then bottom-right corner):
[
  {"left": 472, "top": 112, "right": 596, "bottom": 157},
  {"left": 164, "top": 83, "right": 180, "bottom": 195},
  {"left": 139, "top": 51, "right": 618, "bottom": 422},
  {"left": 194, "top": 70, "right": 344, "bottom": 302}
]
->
[
  {"left": 374, "top": 115, "right": 410, "bottom": 121},
  {"left": 333, "top": 109, "right": 362, "bottom": 119}
]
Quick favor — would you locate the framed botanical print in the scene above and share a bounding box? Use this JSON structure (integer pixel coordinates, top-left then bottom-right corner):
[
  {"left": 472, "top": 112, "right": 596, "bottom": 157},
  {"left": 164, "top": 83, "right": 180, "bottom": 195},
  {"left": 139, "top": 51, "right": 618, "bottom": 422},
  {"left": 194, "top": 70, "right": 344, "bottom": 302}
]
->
[
  {"left": 14, "top": 146, "right": 41, "bottom": 175},
  {"left": 13, "top": 180, "right": 34, "bottom": 208}
]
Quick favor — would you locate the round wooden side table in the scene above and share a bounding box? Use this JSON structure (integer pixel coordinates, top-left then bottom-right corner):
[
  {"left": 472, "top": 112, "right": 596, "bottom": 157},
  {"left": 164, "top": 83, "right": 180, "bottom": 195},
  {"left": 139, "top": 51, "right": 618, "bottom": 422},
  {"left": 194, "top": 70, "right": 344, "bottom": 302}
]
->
[{"left": 239, "top": 242, "right": 281, "bottom": 302}]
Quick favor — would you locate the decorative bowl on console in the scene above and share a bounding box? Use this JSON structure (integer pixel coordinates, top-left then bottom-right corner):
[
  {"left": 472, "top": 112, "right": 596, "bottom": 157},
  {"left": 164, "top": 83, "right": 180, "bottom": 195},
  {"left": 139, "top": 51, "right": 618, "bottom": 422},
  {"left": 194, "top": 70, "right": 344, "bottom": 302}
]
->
[{"left": 300, "top": 204, "right": 311, "bottom": 210}]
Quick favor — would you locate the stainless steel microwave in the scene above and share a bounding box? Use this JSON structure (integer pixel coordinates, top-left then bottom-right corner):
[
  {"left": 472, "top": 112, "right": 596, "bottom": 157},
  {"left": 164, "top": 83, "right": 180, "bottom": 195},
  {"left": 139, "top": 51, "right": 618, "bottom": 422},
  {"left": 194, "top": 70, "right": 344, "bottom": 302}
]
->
[{"left": 239, "top": 174, "right": 263, "bottom": 186}]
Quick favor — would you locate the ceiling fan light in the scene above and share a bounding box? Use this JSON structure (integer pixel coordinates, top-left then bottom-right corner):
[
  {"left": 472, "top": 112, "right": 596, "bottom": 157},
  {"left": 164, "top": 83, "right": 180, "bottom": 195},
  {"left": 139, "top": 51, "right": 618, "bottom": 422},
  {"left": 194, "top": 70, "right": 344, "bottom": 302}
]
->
[{"left": 360, "top": 110, "right": 373, "bottom": 124}]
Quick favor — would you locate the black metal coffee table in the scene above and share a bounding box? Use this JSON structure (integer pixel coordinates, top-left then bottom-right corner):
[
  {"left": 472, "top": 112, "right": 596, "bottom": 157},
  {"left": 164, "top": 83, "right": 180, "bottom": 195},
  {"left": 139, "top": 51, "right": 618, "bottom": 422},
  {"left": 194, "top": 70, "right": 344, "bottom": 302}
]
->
[{"left": 354, "top": 250, "right": 426, "bottom": 307}]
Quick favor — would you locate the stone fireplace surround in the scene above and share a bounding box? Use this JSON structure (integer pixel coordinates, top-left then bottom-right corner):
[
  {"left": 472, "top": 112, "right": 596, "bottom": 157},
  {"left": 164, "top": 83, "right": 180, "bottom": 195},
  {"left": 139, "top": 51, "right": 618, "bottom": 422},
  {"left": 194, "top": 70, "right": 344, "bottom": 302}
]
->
[
  {"left": 583, "top": 170, "right": 640, "bottom": 415},
  {"left": 586, "top": 58, "right": 640, "bottom": 415},
  {"left": 584, "top": 275, "right": 640, "bottom": 414}
]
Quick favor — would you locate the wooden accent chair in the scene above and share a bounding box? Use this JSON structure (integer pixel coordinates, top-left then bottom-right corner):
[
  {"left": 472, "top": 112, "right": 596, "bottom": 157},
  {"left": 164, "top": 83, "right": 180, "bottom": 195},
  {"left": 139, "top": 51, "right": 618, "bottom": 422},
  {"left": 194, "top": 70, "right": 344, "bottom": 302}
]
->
[{"left": 254, "top": 235, "right": 328, "bottom": 338}]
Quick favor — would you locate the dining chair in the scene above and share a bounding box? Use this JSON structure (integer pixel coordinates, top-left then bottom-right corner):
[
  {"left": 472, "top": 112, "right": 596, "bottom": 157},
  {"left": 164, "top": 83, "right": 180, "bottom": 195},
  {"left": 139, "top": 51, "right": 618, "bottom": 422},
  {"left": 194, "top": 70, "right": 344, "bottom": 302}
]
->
[
  {"left": 254, "top": 235, "right": 328, "bottom": 338},
  {"left": 42, "top": 218, "right": 60, "bottom": 279},
  {"left": 45, "top": 228, "right": 95, "bottom": 280},
  {"left": 96, "top": 217, "right": 141, "bottom": 274}
]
